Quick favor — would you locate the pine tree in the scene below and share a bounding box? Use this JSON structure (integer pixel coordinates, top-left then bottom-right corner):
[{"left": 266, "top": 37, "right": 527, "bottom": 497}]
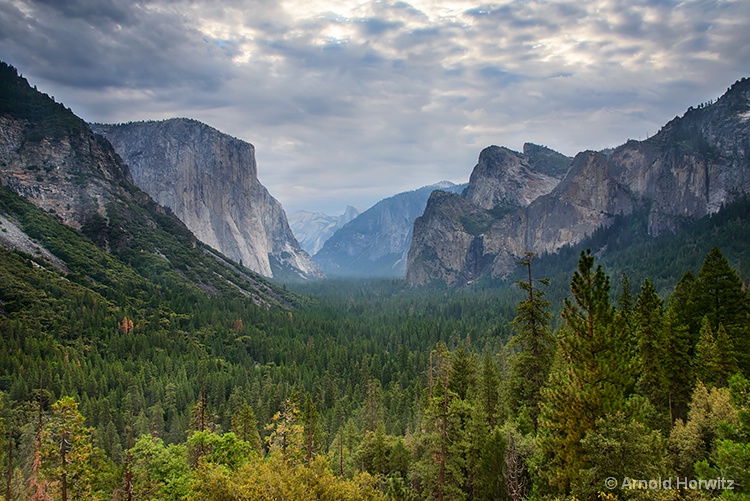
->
[
  {"left": 617, "top": 272, "right": 634, "bottom": 315},
  {"left": 536, "top": 250, "right": 633, "bottom": 497},
  {"left": 40, "top": 397, "right": 96, "bottom": 501},
  {"left": 27, "top": 385, "right": 51, "bottom": 501},
  {"left": 449, "top": 344, "right": 478, "bottom": 401},
  {"left": 668, "top": 271, "right": 699, "bottom": 339},
  {"left": 231, "top": 403, "right": 262, "bottom": 454},
  {"left": 265, "top": 397, "right": 304, "bottom": 465},
  {"left": 188, "top": 389, "right": 214, "bottom": 467},
  {"left": 695, "top": 318, "right": 739, "bottom": 387},
  {"left": 507, "top": 252, "right": 554, "bottom": 429},
  {"left": 664, "top": 290, "right": 697, "bottom": 422},
  {"left": 303, "top": 393, "right": 324, "bottom": 466},
  {"left": 420, "top": 342, "right": 453, "bottom": 501},
  {"left": 618, "top": 272, "right": 635, "bottom": 346},
  {"left": 503, "top": 423, "right": 533, "bottom": 501},
  {"left": 478, "top": 352, "right": 502, "bottom": 428},
  {"left": 692, "top": 247, "right": 749, "bottom": 371},
  {"left": 633, "top": 279, "right": 669, "bottom": 419},
  {"left": 364, "top": 379, "right": 383, "bottom": 433},
  {"left": 714, "top": 324, "right": 739, "bottom": 385},
  {"left": 447, "top": 345, "right": 482, "bottom": 499}
]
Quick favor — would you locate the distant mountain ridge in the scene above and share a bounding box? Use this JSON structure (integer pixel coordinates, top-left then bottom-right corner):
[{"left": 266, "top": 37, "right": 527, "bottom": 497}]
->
[
  {"left": 407, "top": 77, "right": 750, "bottom": 286},
  {"left": 289, "top": 205, "right": 362, "bottom": 256},
  {"left": 314, "top": 181, "right": 465, "bottom": 277},
  {"left": 91, "top": 119, "right": 322, "bottom": 280}
]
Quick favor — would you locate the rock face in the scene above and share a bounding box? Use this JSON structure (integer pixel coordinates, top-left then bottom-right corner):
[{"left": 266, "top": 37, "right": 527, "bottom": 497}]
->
[
  {"left": 314, "top": 181, "right": 465, "bottom": 277},
  {"left": 0, "top": 113, "right": 132, "bottom": 234},
  {"left": 91, "top": 119, "right": 322, "bottom": 279},
  {"left": 407, "top": 145, "right": 570, "bottom": 285},
  {"left": 289, "top": 205, "right": 362, "bottom": 256},
  {"left": 463, "top": 143, "right": 570, "bottom": 210},
  {"left": 0, "top": 62, "right": 293, "bottom": 306},
  {"left": 407, "top": 77, "right": 750, "bottom": 286}
]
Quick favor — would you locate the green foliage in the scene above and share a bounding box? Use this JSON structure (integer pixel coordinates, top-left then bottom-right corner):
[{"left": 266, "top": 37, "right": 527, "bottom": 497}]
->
[
  {"left": 39, "top": 397, "right": 103, "bottom": 500},
  {"left": 580, "top": 405, "right": 669, "bottom": 500},
  {"left": 459, "top": 210, "right": 495, "bottom": 236},
  {"left": 536, "top": 250, "right": 635, "bottom": 497},
  {"left": 692, "top": 247, "right": 750, "bottom": 372},
  {"left": 129, "top": 435, "right": 192, "bottom": 500},
  {"left": 0, "top": 113, "right": 748, "bottom": 500},
  {"left": 0, "top": 247, "right": 747, "bottom": 499},
  {"left": 633, "top": 279, "right": 670, "bottom": 427},
  {"left": 231, "top": 403, "right": 262, "bottom": 455},
  {"left": 668, "top": 383, "right": 738, "bottom": 478},
  {"left": 0, "top": 62, "right": 89, "bottom": 141},
  {"left": 507, "top": 253, "right": 554, "bottom": 428},
  {"left": 701, "top": 375, "right": 750, "bottom": 496}
]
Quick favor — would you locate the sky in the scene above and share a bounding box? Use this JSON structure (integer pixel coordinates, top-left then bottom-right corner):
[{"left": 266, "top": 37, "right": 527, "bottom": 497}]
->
[{"left": 1, "top": 0, "right": 749, "bottom": 215}]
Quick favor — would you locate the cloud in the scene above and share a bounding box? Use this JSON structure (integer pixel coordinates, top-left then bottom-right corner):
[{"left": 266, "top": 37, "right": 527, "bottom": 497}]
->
[{"left": 1, "top": 0, "right": 749, "bottom": 214}]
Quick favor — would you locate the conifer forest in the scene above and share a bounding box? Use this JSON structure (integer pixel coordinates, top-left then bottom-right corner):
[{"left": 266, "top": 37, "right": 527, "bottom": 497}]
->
[{"left": 2, "top": 181, "right": 750, "bottom": 500}]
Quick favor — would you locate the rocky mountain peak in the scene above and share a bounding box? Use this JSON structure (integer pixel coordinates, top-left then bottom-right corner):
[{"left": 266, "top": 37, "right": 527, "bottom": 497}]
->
[
  {"left": 462, "top": 145, "right": 570, "bottom": 210},
  {"left": 407, "top": 76, "right": 750, "bottom": 286},
  {"left": 92, "top": 119, "right": 322, "bottom": 280}
]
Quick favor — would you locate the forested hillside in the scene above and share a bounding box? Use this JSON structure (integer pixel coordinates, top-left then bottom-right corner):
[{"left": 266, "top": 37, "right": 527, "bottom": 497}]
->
[{"left": 2, "top": 186, "right": 749, "bottom": 499}]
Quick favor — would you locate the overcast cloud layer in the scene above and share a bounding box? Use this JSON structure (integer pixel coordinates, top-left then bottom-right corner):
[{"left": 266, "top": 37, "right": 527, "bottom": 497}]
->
[{"left": 2, "top": 0, "right": 749, "bottom": 214}]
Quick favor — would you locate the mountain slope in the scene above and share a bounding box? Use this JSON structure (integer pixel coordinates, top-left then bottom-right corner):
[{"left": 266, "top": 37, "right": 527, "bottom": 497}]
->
[
  {"left": 289, "top": 205, "right": 362, "bottom": 255},
  {"left": 314, "top": 182, "right": 465, "bottom": 277},
  {"left": 0, "top": 61, "right": 296, "bottom": 308},
  {"left": 91, "top": 119, "right": 322, "bottom": 280},
  {"left": 407, "top": 78, "right": 750, "bottom": 286}
]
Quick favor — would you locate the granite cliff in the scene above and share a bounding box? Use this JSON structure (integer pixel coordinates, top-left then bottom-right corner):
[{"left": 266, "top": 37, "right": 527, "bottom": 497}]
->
[
  {"left": 407, "top": 78, "right": 750, "bottom": 286},
  {"left": 0, "top": 62, "right": 294, "bottom": 306},
  {"left": 91, "top": 119, "right": 322, "bottom": 279},
  {"left": 407, "top": 145, "right": 570, "bottom": 285}
]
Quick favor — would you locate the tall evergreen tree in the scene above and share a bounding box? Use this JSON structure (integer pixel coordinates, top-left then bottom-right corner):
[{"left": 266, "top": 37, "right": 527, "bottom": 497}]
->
[
  {"left": 507, "top": 252, "right": 554, "bottom": 428},
  {"left": 188, "top": 389, "right": 214, "bottom": 467},
  {"left": 618, "top": 272, "right": 635, "bottom": 347},
  {"left": 695, "top": 317, "right": 720, "bottom": 386},
  {"left": 661, "top": 308, "right": 694, "bottom": 422},
  {"left": 413, "top": 343, "right": 455, "bottom": 501},
  {"left": 231, "top": 403, "right": 262, "bottom": 454},
  {"left": 617, "top": 272, "right": 634, "bottom": 315},
  {"left": 695, "top": 318, "right": 739, "bottom": 387},
  {"left": 40, "top": 397, "right": 96, "bottom": 501},
  {"left": 449, "top": 344, "right": 478, "bottom": 401},
  {"left": 478, "top": 352, "right": 502, "bottom": 429},
  {"left": 633, "top": 279, "right": 669, "bottom": 421},
  {"left": 303, "top": 393, "right": 324, "bottom": 466},
  {"left": 692, "top": 247, "right": 750, "bottom": 371},
  {"left": 265, "top": 397, "right": 304, "bottom": 465},
  {"left": 363, "top": 379, "right": 383, "bottom": 433},
  {"left": 535, "top": 250, "right": 633, "bottom": 497},
  {"left": 714, "top": 324, "right": 740, "bottom": 385},
  {"left": 668, "top": 271, "right": 699, "bottom": 340}
]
